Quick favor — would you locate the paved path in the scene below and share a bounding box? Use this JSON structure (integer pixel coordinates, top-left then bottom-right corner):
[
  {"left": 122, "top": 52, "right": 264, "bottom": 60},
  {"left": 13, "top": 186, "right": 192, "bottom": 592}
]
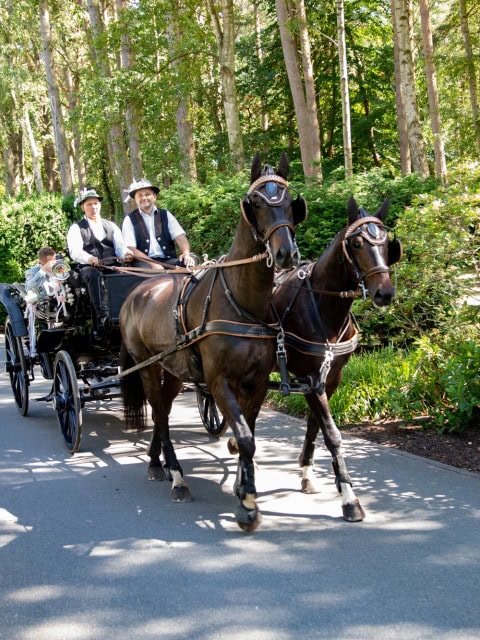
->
[{"left": 1, "top": 337, "right": 479, "bottom": 639}]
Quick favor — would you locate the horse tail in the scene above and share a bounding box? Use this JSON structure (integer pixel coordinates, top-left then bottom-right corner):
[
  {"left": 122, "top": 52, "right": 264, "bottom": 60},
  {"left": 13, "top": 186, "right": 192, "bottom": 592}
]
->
[{"left": 119, "top": 343, "right": 147, "bottom": 431}]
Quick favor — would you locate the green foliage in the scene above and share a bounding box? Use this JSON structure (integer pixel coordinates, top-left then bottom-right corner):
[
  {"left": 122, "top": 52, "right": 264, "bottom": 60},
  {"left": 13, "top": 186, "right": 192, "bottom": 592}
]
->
[
  {"left": 0, "top": 192, "right": 69, "bottom": 283},
  {"left": 355, "top": 162, "right": 480, "bottom": 346},
  {"left": 157, "top": 170, "right": 251, "bottom": 258},
  {"left": 387, "top": 336, "right": 480, "bottom": 432},
  {"left": 268, "top": 338, "right": 480, "bottom": 434}
]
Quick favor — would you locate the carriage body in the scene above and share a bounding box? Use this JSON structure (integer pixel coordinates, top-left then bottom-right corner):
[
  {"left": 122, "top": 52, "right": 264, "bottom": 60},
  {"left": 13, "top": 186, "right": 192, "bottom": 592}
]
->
[{"left": 0, "top": 268, "right": 146, "bottom": 453}]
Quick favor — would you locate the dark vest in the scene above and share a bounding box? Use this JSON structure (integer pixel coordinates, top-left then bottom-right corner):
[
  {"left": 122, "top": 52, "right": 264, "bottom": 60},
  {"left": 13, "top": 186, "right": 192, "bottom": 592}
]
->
[
  {"left": 77, "top": 218, "right": 116, "bottom": 261},
  {"left": 127, "top": 208, "right": 176, "bottom": 259}
]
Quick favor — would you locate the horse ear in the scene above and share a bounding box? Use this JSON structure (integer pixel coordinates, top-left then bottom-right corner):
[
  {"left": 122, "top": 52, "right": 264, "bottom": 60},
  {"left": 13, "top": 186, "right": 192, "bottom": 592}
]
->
[
  {"left": 375, "top": 197, "right": 390, "bottom": 222},
  {"left": 251, "top": 152, "right": 262, "bottom": 184},
  {"left": 388, "top": 236, "right": 403, "bottom": 265},
  {"left": 347, "top": 195, "right": 359, "bottom": 224},
  {"left": 276, "top": 152, "right": 289, "bottom": 180},
  {"left": 292, "top": 195, "right": 308, "bottom": 225}
]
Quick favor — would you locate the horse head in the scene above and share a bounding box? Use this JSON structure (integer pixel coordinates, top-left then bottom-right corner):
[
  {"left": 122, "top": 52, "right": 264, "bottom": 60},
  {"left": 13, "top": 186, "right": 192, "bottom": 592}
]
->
[
  {"left": 241, "top": 152, "right": 307, "bottom": 270},
  {"left": 343, "top": 196, "right": 402, "bottom": 308}
]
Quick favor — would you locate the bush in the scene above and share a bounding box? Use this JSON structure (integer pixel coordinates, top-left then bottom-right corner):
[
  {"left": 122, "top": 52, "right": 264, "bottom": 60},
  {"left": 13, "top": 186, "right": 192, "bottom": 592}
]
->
[
  {"left": 268, "top": 339, "right": 480, "bottom": 434},
  {"left": 0, "top": 192, "right": 70, "bottom": 283}
]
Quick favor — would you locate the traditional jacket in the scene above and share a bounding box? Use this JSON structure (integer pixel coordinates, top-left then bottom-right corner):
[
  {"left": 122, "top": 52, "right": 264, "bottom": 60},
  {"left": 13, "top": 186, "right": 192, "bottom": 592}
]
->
[
  {"left": 76, "top": 218, "right": 117, "bottom": 262},
  {"left": 126, "top": 208, "right": 176, "bottom": 259}
]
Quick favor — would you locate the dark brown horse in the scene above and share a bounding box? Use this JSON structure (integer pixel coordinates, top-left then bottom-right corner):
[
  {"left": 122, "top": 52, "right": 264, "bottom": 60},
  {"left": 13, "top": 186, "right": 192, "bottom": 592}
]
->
[
  {"left": 271, "top": 196, "right": 402, "bottom": 521},
  {"left": 119, "top": 153, "right": 307, "bottom": 531}
]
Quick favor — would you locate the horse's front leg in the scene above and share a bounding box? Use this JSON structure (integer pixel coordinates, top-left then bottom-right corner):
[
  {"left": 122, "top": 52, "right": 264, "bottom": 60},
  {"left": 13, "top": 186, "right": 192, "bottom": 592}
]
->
[
  {"left": 304, "top": 391, "right": 365, "bottom": 522},
  {"left": 212, "top": 383, "right": 262, "bottom": 532}
]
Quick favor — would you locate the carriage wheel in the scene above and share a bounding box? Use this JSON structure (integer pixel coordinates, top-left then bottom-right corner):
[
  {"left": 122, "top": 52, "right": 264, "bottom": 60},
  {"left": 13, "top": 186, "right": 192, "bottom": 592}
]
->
[
  {"left": 52, "top": 350, "right": 82, "bottom": 454},
  {"left": 4, "top": 317, "right": 29, "bottom": 416},
  {"left": 196, "top": 386, "right": 227, "bottom": 438}
]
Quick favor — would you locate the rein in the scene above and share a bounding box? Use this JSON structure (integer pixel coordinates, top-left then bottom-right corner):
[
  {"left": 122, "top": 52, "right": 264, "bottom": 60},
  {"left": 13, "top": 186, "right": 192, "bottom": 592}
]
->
[{"left": 102, "top": 251, "right": 270, "bottom": 277}]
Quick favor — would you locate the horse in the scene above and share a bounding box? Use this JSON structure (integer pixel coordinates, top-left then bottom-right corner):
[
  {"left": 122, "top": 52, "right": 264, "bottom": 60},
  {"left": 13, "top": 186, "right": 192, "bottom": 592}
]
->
[
  {"left": 119, "top": 152, "right": 307, "bottom": 531},
  {"left": 271, "top": 195, "right": 402, "bottom": 521}
]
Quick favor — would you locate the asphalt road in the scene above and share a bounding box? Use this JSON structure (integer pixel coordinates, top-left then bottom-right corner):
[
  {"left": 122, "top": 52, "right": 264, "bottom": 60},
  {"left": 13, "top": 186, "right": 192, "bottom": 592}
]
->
[{"left": 1, "top": 335, "right": 479, "bottom": 639}]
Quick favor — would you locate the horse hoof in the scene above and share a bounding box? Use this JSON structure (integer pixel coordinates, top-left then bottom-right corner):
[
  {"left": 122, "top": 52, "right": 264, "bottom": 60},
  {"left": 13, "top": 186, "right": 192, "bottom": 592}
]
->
[
  {"left": 235, "top": 503, "right": 262, "bottom": 532},
  {"left": 227, "top": 437, "right": 239, "bottom": 455},
  {"left": 148, "top": 465, "right": 166, "bottom": 481},
  {"left": 172, "top": 485, "right": 192, "bottom": 503},
  {"left": 342, "top": 500, "right": 365, "bottom": 522},
  {"left": 301, "top": 478, "right": 320, "bottom": 494}
]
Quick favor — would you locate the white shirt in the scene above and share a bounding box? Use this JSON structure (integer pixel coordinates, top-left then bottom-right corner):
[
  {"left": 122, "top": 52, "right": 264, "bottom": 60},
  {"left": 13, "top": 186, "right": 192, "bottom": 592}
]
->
[
  {"left": 122, "top": 207, "right": 185, "bottom": 258},
  {"left": 67, "top": 215, "right": 130, "bottom": 264}
]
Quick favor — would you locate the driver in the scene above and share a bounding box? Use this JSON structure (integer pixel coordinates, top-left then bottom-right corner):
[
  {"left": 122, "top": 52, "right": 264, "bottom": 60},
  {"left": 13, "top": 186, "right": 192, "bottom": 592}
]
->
[{"left": 67, "top": 186, "right": 134, "bottom": 339}]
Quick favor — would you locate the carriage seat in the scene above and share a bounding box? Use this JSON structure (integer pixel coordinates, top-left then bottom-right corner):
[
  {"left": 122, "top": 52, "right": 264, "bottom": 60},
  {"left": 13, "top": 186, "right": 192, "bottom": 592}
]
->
[{"left": 100, "top": 273, "right": 149, "bottom": 325}]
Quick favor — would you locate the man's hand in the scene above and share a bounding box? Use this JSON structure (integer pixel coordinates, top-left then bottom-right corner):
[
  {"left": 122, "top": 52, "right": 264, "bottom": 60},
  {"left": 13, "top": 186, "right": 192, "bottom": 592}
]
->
[{"left": 88, "top": 256, "right": 100, "bottom": 267}]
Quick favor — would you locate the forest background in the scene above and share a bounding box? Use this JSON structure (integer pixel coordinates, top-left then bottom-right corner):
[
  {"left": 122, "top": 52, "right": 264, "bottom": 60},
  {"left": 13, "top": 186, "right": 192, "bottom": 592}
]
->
[{"left": 0, "top": 0, "right": 479, "bottom": 434}]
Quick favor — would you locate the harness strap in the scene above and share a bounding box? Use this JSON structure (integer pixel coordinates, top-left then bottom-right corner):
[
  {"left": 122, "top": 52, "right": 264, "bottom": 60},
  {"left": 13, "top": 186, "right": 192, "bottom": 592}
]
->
[{"left": 283, "top": 328, "right": 359, "bottom": 357}]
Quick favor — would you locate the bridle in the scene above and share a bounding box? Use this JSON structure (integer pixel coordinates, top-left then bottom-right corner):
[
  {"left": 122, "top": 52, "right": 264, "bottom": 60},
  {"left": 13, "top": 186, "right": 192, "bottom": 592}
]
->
[
  {"left": 342, "top": 213, "right": 391, "bottom": 285},
  {"left": 242, "top": 172, "right": 298, "bottom": 252}
]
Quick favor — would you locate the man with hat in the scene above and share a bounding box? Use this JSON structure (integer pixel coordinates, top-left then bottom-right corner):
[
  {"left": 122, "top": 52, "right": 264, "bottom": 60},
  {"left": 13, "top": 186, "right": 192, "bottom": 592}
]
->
[
  {"left": 67, "top": 186, "right": 134, "bottom": 339},
  {"left": 122, "top": 178, "right": 192, "bottom": 267}
]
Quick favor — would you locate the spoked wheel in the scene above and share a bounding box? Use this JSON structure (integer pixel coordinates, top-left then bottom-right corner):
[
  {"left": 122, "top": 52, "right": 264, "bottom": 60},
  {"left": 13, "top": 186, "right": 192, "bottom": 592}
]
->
[
  {"left": 4, "top": 317, "right": 29, "bottom": 416},
  {"left": 196, "top": 385, "right": 227, "bottom": 438},
  {"left": 52, "top": 350, "right": 82, "bottom": 454}
]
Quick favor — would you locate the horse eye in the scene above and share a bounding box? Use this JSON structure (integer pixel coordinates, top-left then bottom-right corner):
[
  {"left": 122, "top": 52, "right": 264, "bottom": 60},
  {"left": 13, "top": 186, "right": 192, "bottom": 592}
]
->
[{"left": 351, "top": 239, "right": 361, "bottom": 249}]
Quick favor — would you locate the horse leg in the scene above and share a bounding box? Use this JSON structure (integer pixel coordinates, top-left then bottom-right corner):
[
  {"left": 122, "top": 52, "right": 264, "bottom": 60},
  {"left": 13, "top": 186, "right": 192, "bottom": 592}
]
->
[
  {"left": 303, "top": 391, "right": 365, "bottom": 522},
  {"left": 143, "top": 368, "right": 191, "bottom": 502},
  {"left": 211, "top": 381, "right": 262, "bottom": 532}
]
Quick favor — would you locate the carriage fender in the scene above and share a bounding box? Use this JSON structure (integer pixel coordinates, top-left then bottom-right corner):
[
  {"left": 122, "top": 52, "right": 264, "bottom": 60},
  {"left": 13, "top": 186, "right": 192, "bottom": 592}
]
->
[{"left": 0, "top": 283, "right": 27, "bottom": 337}]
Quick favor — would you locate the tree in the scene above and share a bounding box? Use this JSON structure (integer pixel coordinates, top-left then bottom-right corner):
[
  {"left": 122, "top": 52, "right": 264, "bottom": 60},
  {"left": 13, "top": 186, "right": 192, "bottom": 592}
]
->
[
  {"left": 115, "top": 0, "right": 143, "bottom": 180},
  {"left": 391, "top": 0, "right": 429, "bottom": 177},
  {"left": 418, "top": 0, "right": 447, "bottom": 182},
  {"left": 458, "top": 0, "right": 480, "bottom": 157},
  {"left": 206, "top": 0, "right": 245, "bottom": 172},
  {"left": 85, "top": 0, "right": 133, "bottom": 212},
  {"left": 336, "top": 0, "right": 353, "bottom": 178},
  {"left": 166, "top": 2, "right": 197, "bottom": 181},
  {"left": 39, "top": 0, "right": 74, "bottom": 196},
  {"left": 390, "top": 0, "right": 411, "bottom": 174},
  {"left": 275, "top": 0, "right": 322, "bottom": 182}
]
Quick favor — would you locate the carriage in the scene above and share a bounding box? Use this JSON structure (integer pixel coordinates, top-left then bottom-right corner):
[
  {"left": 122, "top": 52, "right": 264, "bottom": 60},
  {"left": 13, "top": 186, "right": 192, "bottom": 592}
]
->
[{"left": 0, "top": 262, "right": 155, "bottom": 453}]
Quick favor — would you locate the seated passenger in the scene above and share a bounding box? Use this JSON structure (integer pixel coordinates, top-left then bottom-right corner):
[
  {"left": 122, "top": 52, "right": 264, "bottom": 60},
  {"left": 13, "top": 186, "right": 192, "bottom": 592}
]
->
[
  {"left": 67, "top": 186, "right": 134, "bottom": 340},
  {"left": 122, "top": 178, "right": 193, "bottom": 267},
  {"left": 25, "top": 247, "right": 57, "bottom": 303}
]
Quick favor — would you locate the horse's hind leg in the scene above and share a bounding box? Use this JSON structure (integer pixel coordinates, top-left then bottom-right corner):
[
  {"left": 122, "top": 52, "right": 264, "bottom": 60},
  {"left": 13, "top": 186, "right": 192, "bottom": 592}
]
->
[
  {"left": 143, "top": 368, "right": 191, "bottom": 502},
  {"left": 302, "top": 391, "right": 365, "bottom": 522}
]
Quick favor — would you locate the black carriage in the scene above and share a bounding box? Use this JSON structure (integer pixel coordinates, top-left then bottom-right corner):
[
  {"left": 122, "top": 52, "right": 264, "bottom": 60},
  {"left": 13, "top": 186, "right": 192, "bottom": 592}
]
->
[
  {"left": 0, "top": 263, "right": 147, "bottom": 453},
  {"left": 1, "top": 259, "right": 225, "bottom": 452}
]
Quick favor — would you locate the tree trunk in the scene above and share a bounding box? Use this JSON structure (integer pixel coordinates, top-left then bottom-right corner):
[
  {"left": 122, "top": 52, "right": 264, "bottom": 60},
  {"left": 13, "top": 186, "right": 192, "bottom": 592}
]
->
[
  {"left": 335, "top": 0, "right": 353, "bottom": 178},
  {"left": 39, "top": 0, "right": 74, "bottom": 196},
  {"left": 418, "top": 0, "right": 447, "bottom": 182},
  {"left": 86, "top": 0, "right": 132, "bottom": 212},
  {"left": 392, "top": 0, "right": 429, "bottom": 177},
  {"left": 2, "top": 132, "right": 22, "bottom": 197},
  {"left": 61, "top": 59, "right": 86, "bottom": 189},
  {"left": 254, "top": 0, "right": 268, "bottom": 135},
  {"left": 116, "top": 0, "right": 144, "bottom": 180},
  {"left": 276, "top": 0, "right": 322, "bottom": 182},
  {"left": 166, "top": 6, "right": 197, "bottom": 182},
  {"left": 390, "top": 0, "right": 411, "bottom": 173},
  {"left": 207, "top": 0, "right": 245, "bottom": 172},
  {"left": 24, "top": 106, "right": 44, "bottom": 193},
  {"left": 458, "top": 0, "right": 480, "bottom": 157}
]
